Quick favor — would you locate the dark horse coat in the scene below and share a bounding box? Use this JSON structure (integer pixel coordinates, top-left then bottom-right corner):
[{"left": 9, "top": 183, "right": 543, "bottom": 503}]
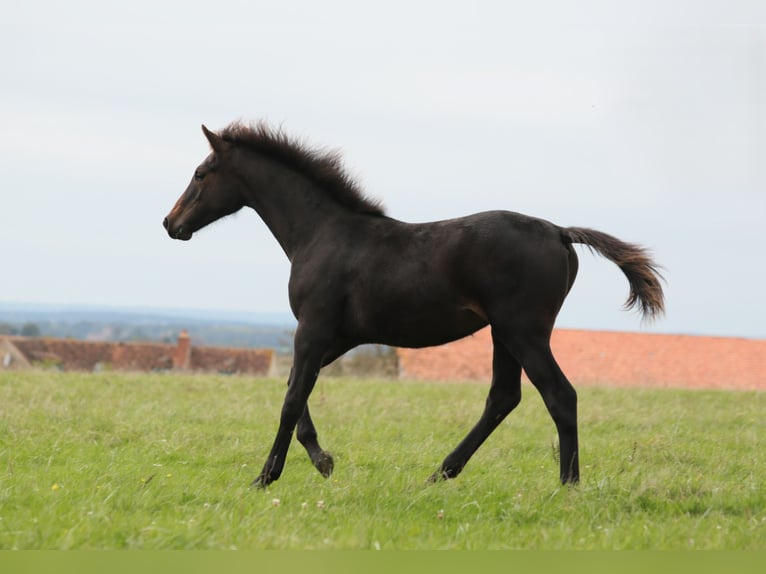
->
[{"left": 164, "top": 122, "right": 664, "bottom": 487}]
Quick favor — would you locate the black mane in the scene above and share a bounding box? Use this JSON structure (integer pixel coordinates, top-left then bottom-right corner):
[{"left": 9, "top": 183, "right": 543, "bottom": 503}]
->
[{"left": 220, "top": 121, "right": 385, "bottom": 216}]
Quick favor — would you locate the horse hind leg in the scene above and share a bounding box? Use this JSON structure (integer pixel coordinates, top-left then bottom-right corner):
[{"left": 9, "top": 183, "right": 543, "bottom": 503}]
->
[
  {"left": 428, "top": 328, "right": 522, "bottom": 482},
  {"left": 511, "top": 336, "right": 579, "bottom": 484}
]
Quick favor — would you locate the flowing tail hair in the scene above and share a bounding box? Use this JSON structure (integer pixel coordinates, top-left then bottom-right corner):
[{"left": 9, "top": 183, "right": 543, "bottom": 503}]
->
[{"left": 562, "top": 227, "right": 665, "bottom": 321}]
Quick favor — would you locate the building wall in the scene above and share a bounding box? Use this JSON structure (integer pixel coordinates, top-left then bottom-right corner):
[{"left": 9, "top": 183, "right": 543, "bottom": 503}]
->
[{"left": 0, "top": 335, "right": 274, "bottom": 376}]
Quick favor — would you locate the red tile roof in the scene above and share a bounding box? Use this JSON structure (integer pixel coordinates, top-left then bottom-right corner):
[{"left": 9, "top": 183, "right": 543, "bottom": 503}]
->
[
  {"left": 397, "top": 327, "right": 766, "bottom": 391},
  {"left": 190, "top": 346, "right": 273, "bottom": 375},
  {"left": 1, "top": 334, "right": 274, "bottom": 376}
]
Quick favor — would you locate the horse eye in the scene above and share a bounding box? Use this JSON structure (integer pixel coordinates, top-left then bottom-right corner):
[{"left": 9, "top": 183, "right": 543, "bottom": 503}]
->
[{"left": 194, "top": 170, "right": 204, "bottom": 181}]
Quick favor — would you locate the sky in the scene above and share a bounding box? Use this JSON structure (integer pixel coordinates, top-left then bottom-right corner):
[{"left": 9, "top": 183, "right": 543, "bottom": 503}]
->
[{"left": 1, "top": 0, "right": 764, "bottom": 338}]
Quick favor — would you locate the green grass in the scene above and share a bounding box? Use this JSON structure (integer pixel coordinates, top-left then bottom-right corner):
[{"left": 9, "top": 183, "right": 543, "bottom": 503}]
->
[{"left": 0, "top": 370, "right": 763, "bottom": 549}]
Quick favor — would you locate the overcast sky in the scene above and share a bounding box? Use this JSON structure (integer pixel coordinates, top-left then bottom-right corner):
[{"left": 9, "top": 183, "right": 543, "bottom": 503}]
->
[{"left": 2, "top": 1, "right": 764, "bottom": 338}]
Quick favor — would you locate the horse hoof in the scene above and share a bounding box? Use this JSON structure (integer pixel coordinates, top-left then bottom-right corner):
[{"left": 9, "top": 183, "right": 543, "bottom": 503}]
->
[
  {"left": 426, "top": 470, "right": 448, "bottom": 484},
  {"left": 251, "top": 474, "right": 271, "bottom": 489},
  {"left": 314, "top": 450, "right": 334, "bottom": 478}
]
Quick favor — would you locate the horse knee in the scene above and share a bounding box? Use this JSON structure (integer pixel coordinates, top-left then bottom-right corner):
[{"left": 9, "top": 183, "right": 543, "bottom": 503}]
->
[
  {"left": 502, "top": 387, "right": 522, "bottom": 414},
  {"left": 487, "top": 386, "right": 521, "bottom": 419}
]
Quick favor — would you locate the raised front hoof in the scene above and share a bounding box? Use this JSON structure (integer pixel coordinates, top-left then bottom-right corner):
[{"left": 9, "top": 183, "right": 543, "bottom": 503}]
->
[
  {"left": 426, "top": 468, "right": 458, "bottom": 484},
  {"left": 251, "top": 473, "right": 273, "bottom": 489},
  {"left": 312, "top": 450, "right": 334, "bottom": 478}
]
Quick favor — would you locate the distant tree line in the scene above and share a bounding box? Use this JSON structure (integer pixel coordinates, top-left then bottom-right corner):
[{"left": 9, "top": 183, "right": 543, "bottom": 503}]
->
[{"left": 0, "top": 322, "right": 41, "bottom": 337}]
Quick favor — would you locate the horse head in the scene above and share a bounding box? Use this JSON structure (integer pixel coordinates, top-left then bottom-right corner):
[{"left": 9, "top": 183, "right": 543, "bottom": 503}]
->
[{"left": 163, "top": 125, "right": 245, "bottom": 240}]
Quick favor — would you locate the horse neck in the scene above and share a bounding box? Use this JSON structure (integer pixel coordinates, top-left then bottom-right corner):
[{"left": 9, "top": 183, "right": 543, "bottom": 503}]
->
[{"left": 234, "top": 152, "right": 345, "bottom": 260}]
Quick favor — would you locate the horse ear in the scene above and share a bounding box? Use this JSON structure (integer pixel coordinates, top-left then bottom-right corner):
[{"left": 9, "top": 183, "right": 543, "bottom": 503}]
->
[{"left": 202, "top": 124, "right": 226, "bottom": 154}]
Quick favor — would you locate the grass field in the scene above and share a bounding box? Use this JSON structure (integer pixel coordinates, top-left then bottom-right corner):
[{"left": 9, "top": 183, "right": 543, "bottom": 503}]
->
[{"left": 0, "top": 370, "right": 763, "bottom": 549}]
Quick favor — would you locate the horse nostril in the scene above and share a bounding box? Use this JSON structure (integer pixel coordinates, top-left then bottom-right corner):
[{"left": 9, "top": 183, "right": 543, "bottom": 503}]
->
[{"left": 162, "top": 217, "right": 169, "bottom": 230}]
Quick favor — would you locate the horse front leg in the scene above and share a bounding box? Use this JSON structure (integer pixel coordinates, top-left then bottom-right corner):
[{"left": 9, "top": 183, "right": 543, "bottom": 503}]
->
[
  {"left": 274, "top": 364, "right": 333, "bottom": 478},
  {"left": 252, "top": 328, "right": 328, "bottom": 488},
  {"left": 294, "top": 341, "right": 354, "bottom": 479}
]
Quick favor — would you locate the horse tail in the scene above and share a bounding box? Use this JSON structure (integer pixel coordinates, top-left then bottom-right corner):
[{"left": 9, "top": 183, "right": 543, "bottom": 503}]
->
[{"left": 562, "top": 226, "right": 665, "bottom": 321}]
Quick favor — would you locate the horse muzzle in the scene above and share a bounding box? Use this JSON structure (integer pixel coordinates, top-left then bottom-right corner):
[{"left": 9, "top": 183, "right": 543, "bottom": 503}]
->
[{"left": 162, "top": 216, "right": 193, "bottom": 241}]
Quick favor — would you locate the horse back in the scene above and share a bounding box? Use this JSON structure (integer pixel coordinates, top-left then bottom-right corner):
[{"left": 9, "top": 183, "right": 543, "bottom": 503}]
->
[{"left": 288, "top": 211, "right": 573, "bottom": 348}]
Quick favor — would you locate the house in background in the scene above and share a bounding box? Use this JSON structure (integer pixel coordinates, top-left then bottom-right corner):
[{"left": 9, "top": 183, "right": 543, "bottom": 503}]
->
[
  {"left": 4, "top": 326, "right": 764, "bottom": 390},
  {"left": 397, "top": 327, "right": 766, "bottom": 391},
  {"left": 0, "top": 330, "right": 275, "bottom": 376}
]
